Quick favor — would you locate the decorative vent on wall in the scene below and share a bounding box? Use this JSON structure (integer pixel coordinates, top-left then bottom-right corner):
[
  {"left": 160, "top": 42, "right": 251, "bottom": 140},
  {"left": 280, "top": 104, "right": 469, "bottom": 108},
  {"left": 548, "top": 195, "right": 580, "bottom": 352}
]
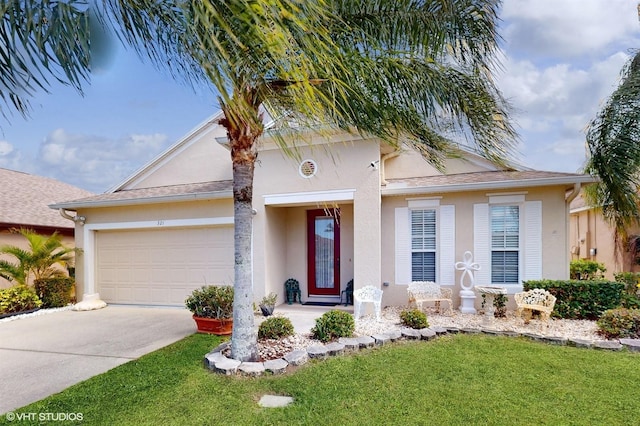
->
[{"left": 299, "top": 159, "right": 317, "bottom": 178}]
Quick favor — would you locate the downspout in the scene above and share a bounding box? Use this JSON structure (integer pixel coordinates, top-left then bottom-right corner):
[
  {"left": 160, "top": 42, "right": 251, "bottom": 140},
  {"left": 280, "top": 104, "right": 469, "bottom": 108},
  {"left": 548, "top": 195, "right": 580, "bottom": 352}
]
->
[
  {"left": 59, "top": 209, "right": 86, "bottom": 225},
  {"left": 565, "top": 182, "right": 581, "bottom": 204},
  {"left": 565, "top": 182, "right": 582, "bottom": 277},
  {"left": 380, "top": 150, "right": 401, "bottom": 185}
]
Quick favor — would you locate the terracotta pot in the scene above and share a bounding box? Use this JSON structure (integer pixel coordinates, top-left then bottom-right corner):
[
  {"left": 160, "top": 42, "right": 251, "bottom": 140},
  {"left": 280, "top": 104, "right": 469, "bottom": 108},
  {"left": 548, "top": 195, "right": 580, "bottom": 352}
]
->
[{"left": 192, "top": 315, "right": 233, "bottom": 335}]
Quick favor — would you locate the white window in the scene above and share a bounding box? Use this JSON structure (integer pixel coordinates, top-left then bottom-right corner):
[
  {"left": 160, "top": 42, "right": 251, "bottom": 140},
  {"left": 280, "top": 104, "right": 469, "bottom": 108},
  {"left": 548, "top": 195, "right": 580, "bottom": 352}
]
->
[
  {"left": 490, "top": 205, "right": 519, "bottom": 284},
  {"left": 474, "top": 200, "right": 542, "bottom": 291},
  {"left": 411, "top": 209, "right": 437, "bottom": 281},
  {"left": 395, "top": 204, "right": 455, "bottom": 285}
]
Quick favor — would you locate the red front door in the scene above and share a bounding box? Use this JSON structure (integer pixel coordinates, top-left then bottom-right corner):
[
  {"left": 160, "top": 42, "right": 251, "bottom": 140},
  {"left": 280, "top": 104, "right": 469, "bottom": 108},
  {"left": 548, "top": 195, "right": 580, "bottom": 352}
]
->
[{"left": 307, "top": 208, "right": 341, "bottom": 296}]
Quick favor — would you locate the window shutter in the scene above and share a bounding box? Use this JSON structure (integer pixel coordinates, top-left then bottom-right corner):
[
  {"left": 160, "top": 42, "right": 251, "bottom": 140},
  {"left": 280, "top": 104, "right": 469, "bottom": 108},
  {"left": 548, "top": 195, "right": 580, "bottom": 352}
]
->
[
  {"left": 474, "top": 203, "right": 491, "bottom": 285},
  {"left": 439, "top": 205, "right": 455, "bottom": 285},
  {"left": 523, "top": 200, "right": 542, "bottom": 281},
  {"left": 395, "top": 207, "right": 411, "bottom": 284}
]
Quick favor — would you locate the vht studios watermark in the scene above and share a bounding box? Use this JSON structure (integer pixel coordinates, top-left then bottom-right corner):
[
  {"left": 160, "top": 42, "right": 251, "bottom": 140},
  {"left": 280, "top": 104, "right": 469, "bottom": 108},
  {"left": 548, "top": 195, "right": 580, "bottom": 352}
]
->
[{"left": 4, "top": 412, "right": 83, "bottom": 422}]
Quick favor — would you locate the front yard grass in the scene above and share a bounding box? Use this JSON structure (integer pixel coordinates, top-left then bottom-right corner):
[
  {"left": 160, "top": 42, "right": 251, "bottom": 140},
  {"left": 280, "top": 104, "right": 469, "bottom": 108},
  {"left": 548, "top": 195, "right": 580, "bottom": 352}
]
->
[{"left": 7, "top": 333, "right": 640, "bottom": 425}]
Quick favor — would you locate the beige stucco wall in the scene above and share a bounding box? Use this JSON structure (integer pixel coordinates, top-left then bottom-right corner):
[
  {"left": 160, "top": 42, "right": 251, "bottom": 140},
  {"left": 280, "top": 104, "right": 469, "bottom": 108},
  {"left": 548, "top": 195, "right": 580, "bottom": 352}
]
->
[
  {"left": 569, "top": 207, "right": 640, "bottom": 280},
  {"left": 125, "top": 123, "right": 232, "bottom": 190},
  {"left": 381, "top": 186, "right": 571, "bottom": 309},
  {"left": 252, "top": 135, "right": 380, "bottom": 302},
  {"left": 384, "top": 147, "right": 501, "bottom": 180}
]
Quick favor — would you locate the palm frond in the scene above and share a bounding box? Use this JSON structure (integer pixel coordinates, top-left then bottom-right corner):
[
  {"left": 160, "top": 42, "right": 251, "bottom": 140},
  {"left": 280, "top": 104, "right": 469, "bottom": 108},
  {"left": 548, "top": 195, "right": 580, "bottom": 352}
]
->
[
  {"left": 585, "top": 49, "right": 640, "bottom": 233},
  {"left": 0, "top": 0, "right": 91, "bottom": 119}
]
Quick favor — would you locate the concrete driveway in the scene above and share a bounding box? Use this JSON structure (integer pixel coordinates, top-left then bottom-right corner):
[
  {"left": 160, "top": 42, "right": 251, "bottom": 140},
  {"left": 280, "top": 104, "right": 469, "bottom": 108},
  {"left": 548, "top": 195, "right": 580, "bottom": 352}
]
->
[{"left": 0, "top": 306, "right": 195, "bottom": 414}]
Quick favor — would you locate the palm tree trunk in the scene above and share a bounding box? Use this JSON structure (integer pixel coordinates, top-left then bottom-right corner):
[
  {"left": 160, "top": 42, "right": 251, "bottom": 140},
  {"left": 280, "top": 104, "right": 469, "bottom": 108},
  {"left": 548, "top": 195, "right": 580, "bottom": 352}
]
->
[
  {"left": 230, "top": 155, "right": 258, "bottom": 361},
  {"left": 222, "top": 103, "right": 263, "bottom": 362}
]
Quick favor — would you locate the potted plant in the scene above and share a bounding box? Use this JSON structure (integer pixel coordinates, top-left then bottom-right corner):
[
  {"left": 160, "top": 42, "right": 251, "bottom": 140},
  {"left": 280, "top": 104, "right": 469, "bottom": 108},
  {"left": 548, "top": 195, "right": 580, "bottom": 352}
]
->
[
  {"left": 185, "top": 285, "right": 234, "bottom": 335},
  {"left": 258, "top": 292, "right": 277, "bottom": 317}
]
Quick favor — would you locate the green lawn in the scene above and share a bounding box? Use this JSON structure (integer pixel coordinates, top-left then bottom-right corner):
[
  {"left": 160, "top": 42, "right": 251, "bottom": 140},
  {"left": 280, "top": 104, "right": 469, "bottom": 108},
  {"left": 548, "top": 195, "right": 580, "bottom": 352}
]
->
[{"left": 5, "top": 333, "right": 640, "bottom": 425}]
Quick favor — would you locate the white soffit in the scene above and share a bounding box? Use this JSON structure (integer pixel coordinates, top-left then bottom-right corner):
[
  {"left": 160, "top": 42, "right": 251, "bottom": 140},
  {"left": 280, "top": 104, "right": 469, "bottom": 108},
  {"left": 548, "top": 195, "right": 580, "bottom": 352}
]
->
[{"left": 264, "top": 189, "right": 355, "bottom": 206}]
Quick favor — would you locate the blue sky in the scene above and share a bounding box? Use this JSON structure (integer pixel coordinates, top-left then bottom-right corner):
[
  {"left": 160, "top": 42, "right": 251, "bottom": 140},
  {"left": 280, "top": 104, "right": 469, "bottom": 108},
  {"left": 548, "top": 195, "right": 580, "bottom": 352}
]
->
[{"left": 1, "top": 0, "right": 639, "bottom": 194}]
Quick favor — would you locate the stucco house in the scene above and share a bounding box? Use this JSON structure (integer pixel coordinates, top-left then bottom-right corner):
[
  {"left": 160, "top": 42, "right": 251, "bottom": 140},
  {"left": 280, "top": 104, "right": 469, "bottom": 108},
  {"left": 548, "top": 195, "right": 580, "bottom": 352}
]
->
[
  {"left": 0, "top": 168, "right": 93, "bottom": 288},
  {"left": 52, "top": 114, "right": 595, "bottom": 310},
  {"left": 569, "top": 191, "right": 640, "bottom": 280}
]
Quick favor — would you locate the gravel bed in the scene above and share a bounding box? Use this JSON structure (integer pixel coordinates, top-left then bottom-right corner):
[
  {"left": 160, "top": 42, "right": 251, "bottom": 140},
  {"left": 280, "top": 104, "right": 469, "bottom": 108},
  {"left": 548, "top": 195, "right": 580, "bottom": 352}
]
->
[{"left": 257, "top": 306, "right": 602, "bottom": 361}]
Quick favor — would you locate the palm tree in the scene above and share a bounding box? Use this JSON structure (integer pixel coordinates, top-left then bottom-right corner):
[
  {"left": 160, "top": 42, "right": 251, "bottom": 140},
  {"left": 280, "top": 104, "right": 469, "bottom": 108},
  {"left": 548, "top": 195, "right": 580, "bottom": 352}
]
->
[
  {"left": 0, "top": 228, "right": 76, "bottom": 286},
  {"left": 584, "top": 50, "right": 640, "bottom": 247},
  {"left": 101, "top": 0, "right": 516, "bottom": 362},
  {"left": 0, "top": 1, "right": 92, "bottom": 120}
]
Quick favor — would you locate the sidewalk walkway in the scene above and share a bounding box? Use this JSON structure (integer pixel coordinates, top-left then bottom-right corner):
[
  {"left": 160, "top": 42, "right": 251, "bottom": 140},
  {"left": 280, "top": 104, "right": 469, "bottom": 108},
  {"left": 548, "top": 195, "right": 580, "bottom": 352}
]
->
[{"left": 267, "top": 303, "right": 353, "bottom": 334}]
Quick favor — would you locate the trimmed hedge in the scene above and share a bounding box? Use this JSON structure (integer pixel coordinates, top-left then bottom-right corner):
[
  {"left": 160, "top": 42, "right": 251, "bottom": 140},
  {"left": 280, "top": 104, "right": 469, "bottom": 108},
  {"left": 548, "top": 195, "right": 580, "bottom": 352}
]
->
[
  {"left": 523, "top": 279, "right": 624, "bottom": 320},
  {"left": 34, "top": 277, "right": 75, "bottom": 308},
  {"left": 0, "top": 285, "right": 42, "bottom": 315}
]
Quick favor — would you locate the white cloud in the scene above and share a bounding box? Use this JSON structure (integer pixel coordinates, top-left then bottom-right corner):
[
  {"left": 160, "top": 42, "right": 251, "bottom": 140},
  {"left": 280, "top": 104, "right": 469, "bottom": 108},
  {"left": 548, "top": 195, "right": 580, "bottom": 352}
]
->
[
  {"left": 0, "top": 140, "right": 22, "bottom": 170},
  {"left": 0, "top": 140, "right": 13, "bottom": 156},
  {"left": 496, "top": 0, "right": 638, "bottom": 173},
  {"left": 501, "top": 0, "right": 640, "bottom": 60},
  {"left": 35, "top": 129, "right": 170, "bottom": 193}
]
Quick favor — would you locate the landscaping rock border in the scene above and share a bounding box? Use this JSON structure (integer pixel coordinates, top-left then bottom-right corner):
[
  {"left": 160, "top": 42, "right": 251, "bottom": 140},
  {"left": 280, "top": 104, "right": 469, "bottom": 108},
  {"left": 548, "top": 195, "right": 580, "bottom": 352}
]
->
[{"left": 204, "top": 328, "right": 640, "bottom": 376}]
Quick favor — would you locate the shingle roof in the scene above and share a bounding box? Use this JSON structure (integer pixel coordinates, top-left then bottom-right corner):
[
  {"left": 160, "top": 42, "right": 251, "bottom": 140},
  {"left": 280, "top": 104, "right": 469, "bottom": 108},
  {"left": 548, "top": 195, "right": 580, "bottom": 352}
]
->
[
  {"left": 51, "top": 180, "right": 233, "bottom": 209},
  {"left": 0, "top": 168, "right": 94, "bottom": 228},
  {"left": 383, "top": 170, "right": 596, "bottom": 195}
]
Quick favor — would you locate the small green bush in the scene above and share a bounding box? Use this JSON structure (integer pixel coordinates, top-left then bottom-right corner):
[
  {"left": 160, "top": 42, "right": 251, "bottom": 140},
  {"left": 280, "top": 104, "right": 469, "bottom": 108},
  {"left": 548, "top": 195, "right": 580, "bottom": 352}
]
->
[
  {"left": 400, "top": 309, "right": 429, "bottom": 329},
  {"left": 597, "top": 308, "right": 640, "bottom": 339},
  {"left": 311, "top": 309, "right": 355, "bottom": 342},
  {"left": 613, "top": 272, "right": 640, "bottom": 295},
  {"left": 258, "top": 316, "right": 294, "bottom": 340},
  {"left": 34, "top": 277, "right": 75, "bottom": 308},
  {"left": 481, "top": 294, "right": 507, "bottom": 318},
  {"left": 570, "top": 259, "right": 606, "bottom": 280},
  {"left": 523, "top": 279, "right": 623, "bottom": 320},
  {"left": 0, "top": 285, "right": 42, "bottom": 315}
]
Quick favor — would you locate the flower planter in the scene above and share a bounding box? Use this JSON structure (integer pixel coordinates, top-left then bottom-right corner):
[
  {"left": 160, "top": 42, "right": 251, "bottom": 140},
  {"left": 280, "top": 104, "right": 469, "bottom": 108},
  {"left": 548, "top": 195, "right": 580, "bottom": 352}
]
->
[{"left": 192, "top": 316, "right": 233, "bottom": 335}]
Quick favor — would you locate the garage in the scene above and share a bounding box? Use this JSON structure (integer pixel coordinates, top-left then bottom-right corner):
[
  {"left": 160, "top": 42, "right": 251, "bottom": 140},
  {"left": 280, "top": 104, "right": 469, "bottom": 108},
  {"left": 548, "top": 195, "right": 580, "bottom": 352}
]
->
[{"left": 96, "top": 226, "right": 234, "bottom": 306}]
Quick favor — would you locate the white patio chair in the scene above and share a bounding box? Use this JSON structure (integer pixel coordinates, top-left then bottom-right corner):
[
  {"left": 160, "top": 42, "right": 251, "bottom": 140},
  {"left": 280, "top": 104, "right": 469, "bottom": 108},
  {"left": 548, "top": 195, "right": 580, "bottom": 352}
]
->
[{"left": 353, "top": 285, "right": 383, "bottom": 321}]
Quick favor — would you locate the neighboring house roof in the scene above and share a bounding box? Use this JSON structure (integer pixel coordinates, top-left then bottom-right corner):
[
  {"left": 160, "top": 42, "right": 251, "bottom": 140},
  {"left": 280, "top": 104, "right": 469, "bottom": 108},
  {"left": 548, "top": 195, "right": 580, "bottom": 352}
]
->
[
  {"left": 383, "top": 170, "right": 597, "bottom": 196},
  {"left": 0, "top": 168, "right": 94, "bottom": 229},
  {"left": 52, "top": 181, "right": 233, "bottom": 209}
]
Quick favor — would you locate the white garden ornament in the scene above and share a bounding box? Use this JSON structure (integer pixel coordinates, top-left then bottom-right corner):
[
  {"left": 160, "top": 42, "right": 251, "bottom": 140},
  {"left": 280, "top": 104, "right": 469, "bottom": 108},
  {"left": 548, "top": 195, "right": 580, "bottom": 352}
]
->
[{"left": 455, "top": 251, "right": 480, "bottom": 314}]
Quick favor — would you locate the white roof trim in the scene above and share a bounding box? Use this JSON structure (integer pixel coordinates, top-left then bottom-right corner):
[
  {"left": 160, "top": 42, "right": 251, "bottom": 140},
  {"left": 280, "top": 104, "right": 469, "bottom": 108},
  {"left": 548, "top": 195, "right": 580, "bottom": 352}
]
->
[
  {"left": 382, "top": 176, "right": 596, "bottom": 196},
  {"left": 264, "top": 189, "right": 355, "bottom": 206},
  {"left": 106, "top": 111, "right": 226, "bottom": 193},
  {"left": 50, "top": 190, "right": 232, "bottom": 210}
]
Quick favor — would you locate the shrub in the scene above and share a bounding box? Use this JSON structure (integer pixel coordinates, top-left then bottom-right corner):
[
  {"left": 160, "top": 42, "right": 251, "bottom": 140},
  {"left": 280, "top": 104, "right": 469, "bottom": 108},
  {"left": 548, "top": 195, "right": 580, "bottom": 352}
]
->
[
  {"left": 258, "top": 316, "right": 294, "bottom": 340},
  {"left": 185, "top": 285, "right": 234, "bottom": 319},
  {"left": 570, "top": 259, "right": 606, "bottom": 280},
  {"left": 34, "top": 277, "right": 75, "bottom": 308},
  {"left": 523, "top": 279, "right": 623, "bottom": 320},
  {"left": 613, "top": 272, "right": 640, "bottom": 295},
  {"left": 0, "top": 285, "right": 42, "bottom": 315},
  {"left": 597, "top": 308, "right": 640, "bottom": 339},
  {"left": 481, "top": 294, "right": 507, "bottom": 318},
  {"left": 400, "top": 309, "right": 429, "bottom": 329},
  {"left": 311, "top": 309, "right": 355, "bottom": 342}
]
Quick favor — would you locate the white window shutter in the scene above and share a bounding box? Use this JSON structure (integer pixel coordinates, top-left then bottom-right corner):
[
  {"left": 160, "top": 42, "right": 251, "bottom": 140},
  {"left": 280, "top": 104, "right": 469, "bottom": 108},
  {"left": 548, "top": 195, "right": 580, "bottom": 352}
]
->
[
  {"left": 439, "top": 205, "right": 455, "bottom": 285},
  {"left": 474, "top": 204, "right": 491, "bottom": 285},
  {"left": 524, "top": 201, "right": 542, "bottom": 281},
  {"left": 395, "top": 207, "right": 411, "bottom": 284}
]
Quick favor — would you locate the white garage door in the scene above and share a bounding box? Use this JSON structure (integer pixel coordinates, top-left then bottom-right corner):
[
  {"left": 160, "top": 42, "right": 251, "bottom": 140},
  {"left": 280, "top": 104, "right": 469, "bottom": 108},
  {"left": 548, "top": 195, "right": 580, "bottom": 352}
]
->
[{"left": 96, "top": 226, "right": 234, "bottom": 305}]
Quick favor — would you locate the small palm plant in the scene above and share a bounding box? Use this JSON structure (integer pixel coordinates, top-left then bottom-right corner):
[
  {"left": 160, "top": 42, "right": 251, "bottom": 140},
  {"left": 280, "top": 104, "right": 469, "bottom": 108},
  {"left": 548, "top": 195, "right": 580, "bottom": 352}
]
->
[{"left": 0, "top": 228, "right": 77, "bottom": 286}]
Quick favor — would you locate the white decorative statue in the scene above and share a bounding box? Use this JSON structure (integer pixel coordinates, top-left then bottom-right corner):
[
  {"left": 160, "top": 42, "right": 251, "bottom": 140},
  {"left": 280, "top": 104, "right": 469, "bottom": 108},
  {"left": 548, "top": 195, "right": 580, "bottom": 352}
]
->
[{"left": 455, "top": 251, "right": 480, "bottom": 314}]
